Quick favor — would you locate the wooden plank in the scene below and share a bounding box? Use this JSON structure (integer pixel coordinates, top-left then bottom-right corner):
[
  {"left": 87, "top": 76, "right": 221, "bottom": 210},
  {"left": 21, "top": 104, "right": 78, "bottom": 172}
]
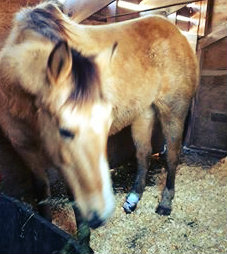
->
[
  {"left": 197, "top": 0, "right": 209, "bottom": 36},
  {"left": 201, "top": 70, "right": 227, "bottom": 76},
  {"left": 202, "top": 37, "right": 227, "bottom": 69},
  {"left": 210, "top": 0, "right": 227, "bottom": 32},
  {"left": 199, "top": 22, "right": 227, "bottom": 49},
  {"left": 165, "top": 5, "right": 186, "bottom": 15},
  {"left": 139, "top": 4, "right": 186, "bottom": 17},
  {"left": 188, "top": 75, "right": 227, "bottom": 152}
]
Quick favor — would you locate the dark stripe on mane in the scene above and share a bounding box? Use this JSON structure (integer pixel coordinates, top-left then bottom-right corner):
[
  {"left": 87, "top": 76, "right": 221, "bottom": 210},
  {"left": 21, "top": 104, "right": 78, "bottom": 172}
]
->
[
  {"left": 70, "top": 49, "right": 101, "bottom": 103},
  {"left": 28, "top": 4, "right": 67, "bottom": 42}
]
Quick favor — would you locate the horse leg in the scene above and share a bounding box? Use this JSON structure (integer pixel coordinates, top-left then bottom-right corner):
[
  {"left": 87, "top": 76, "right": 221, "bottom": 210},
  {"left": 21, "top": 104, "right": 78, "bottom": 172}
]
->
[
  {"left": 15, "top": 147, "right": 52, "bottom": 221},
  {"left": 67, "top": 189, "right": 93, "bottom": 254},
  {"left": 155, "top": 102, "right": 186, "bottom": 215},
  {"left": 31, "top": 171, "right": 52, "bottom": 221},
  {"left": 1, "top": 116, "right": 52, "bottom": 221},
  {"left": 123, "top": 108, "right": 155, "bottom": 213}
]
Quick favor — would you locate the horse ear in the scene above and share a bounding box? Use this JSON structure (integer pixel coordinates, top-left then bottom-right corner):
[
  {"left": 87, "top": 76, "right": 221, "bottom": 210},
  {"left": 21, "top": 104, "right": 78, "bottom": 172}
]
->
[
  {"left": 110, "top": 42, "right": 118, "bottom": 62},
  {"left": 47, "top": 41, "right": 72, "bottom": 85}
]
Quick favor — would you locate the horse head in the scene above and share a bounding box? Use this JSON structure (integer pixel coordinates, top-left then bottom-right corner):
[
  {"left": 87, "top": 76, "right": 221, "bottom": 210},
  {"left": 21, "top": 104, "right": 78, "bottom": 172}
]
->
[{"left": 42, "top": 41, "right": 116, "bottom": 228}]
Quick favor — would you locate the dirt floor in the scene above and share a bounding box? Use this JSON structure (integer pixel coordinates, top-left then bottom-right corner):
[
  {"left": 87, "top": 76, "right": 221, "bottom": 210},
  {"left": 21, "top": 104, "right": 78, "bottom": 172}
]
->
[{"left": 0, "top": 133, "right": 226, "bottom": 254}]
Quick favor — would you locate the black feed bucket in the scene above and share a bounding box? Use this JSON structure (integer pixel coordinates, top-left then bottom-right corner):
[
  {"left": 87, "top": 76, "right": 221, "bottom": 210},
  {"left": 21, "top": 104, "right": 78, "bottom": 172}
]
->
[{"left": 0, "top": 194, "right": 82, "bottom": 254}]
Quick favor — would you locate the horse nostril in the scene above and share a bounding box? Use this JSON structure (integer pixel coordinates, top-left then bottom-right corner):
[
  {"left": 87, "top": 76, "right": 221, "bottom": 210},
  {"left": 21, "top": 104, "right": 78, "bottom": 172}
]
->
[{"left": 88, "top": 211, "right": 105, "bottom": 229}]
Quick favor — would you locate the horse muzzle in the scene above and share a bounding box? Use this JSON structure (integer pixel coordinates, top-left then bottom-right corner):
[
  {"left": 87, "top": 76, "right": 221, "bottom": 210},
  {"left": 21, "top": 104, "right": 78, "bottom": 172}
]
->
[
  {"left": 86, "top": 193, "right": 115, "bottom": 229},
  {"left": 88, "top": 211, "right": 105, "bottom": 229}
]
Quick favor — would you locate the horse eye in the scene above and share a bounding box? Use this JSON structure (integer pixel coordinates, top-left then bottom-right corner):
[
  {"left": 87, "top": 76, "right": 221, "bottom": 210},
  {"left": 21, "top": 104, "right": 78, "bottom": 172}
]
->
[{"left": 59, "top": 128, "right": 75, "bottom": 139}]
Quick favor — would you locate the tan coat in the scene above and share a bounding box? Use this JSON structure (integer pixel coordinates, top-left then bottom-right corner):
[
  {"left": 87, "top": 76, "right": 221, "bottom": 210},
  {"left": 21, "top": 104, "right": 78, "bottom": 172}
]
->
[{"left": 0, "top": 1, "right": 198, "bottom": 225}]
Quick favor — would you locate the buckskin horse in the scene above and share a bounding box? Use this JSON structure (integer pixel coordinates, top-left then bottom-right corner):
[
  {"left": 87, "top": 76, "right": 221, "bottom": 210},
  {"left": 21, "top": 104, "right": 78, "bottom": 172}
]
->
[{"left": 0, "top": 0, "right": 198, "bottom": 239}]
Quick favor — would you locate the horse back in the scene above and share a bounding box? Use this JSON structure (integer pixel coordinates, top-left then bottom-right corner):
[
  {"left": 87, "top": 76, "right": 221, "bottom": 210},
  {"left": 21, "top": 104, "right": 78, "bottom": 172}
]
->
[{"left": 76, "top": 16, "right": 198, "bottom": 130}]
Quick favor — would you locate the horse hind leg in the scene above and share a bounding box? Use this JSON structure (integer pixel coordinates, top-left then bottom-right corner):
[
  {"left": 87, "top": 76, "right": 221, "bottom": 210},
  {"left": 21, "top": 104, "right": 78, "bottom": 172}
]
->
[
  {"left": 123, "top": 107, "right": 155, "bottom": 213},
  {"left": 154, "top": 101, "right": 187, "bottom": 215}
]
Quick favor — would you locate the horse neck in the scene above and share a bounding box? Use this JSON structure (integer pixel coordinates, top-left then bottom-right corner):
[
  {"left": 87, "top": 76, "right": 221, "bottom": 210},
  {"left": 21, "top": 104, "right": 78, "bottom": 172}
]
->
[
  {"left": 0, "top": 40, "right": 51, "bottom": 132},
  {"left": 63, "top": 20, "right": 115, "bottom": 56}
]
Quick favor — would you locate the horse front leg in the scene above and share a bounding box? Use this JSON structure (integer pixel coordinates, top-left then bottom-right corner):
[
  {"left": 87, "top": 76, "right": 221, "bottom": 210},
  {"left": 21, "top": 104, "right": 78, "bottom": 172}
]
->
[
  {"left": 123, "top": 108, "right": 155, "bottom": 213},
  {"left": 18, "top": 149, "right": 52, "bottom": 221},
  {"left": 31, "top": 171, "right": 52, "bottom": 221},
  {"left": 155, "top": 111, "right": 184, "bottom": 215}
]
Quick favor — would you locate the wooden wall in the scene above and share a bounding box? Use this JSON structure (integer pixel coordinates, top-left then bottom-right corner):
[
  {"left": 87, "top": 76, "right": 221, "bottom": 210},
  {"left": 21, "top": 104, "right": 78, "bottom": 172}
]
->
[
  {"left": 210, "top": 0, "right": 227, "bottom": 32},
  {"left": 186, "top": 0, "right": 227, "bottom": 153}
]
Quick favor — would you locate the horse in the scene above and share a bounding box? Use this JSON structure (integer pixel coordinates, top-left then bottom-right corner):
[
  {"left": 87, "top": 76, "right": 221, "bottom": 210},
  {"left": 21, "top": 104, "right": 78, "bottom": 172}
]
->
[{"left": 0, "top": 0, "right": 198, "bottom": 232}]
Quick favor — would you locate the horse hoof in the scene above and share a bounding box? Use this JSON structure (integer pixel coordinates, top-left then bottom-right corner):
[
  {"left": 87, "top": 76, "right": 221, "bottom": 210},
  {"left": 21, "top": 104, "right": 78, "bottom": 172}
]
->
[
  {"left": 155, "top": 205, "right": 171, "bottom": 216},
  {"left": 123, "top": 201, "right": 137, "bottom": 214},
  {"left": 123, "top": 192, "right": 140, "bottom": 214}
]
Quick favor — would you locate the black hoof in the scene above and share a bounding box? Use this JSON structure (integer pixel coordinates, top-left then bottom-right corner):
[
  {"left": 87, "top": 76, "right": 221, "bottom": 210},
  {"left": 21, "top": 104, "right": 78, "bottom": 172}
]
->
[
  {"left": 123, "top": 201, "right": 137, "bottom": 214},
  {"left": 155, "top": 205, "right": 171, "bottom": 216}
]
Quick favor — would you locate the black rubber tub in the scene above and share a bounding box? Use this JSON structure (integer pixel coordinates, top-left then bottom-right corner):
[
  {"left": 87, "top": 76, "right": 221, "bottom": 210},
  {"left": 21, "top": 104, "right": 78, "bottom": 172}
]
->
[{"left": 0, "top": 194, "right": 82, "bottom": 254}]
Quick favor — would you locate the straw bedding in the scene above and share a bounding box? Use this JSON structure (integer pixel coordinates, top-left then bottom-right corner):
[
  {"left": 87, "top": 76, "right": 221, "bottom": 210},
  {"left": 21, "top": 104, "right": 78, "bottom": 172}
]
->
[
  {"left": 88, "top": 152, "right": 227, "bottom": 254},
  {"left": 49, "top": 152, "right": 227, "bottom": 254}
]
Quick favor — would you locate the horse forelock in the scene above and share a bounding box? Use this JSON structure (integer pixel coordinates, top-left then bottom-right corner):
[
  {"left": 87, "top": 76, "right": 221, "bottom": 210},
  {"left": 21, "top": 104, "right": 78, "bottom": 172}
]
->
[
  {"left": 11, "top": 2, "right": 102, "bottom": 110},
  {"left": 69, "top": 48, "right": 102, "bottom": 105},
  {"left": 16, "top": 2, "right": 68, "bottom": 43}
]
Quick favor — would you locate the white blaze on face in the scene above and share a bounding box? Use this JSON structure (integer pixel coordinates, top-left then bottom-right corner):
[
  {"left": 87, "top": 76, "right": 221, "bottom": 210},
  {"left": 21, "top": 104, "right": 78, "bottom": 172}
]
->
[
  {"left": 60, "top": 103, "right": 114, "bottom": 220},
  {"left": 61, "top": 106, "right": 86, "bottom": 129},
  {"left": 90, "top": 104, "right": 112, "bottom": 134},
  {"left": 60, "top": 103, "right": 112, "bottom": 134}
]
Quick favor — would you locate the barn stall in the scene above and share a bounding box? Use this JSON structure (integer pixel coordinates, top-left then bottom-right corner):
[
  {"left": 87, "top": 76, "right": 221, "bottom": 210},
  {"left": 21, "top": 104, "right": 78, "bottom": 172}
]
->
[{"left": 0, "top": 0, "right": 226, "bottom": 253}]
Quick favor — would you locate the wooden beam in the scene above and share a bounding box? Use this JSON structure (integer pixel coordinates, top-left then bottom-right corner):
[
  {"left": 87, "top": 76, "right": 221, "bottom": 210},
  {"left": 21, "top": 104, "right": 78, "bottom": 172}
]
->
[
  {"left": 199, "top": 22, "right": 227, "bottom": 49},
  {"left": 164, "top": 5, "right": 186, "bottom": 15},
  {"left": 201, "top": 69, "right": 227, "bottom": 76},
  {"left": 140, "top": 4, "right": 185, "bottom": 16},
  {"left": 197, "top": 0, "right": 210, "bottom": 36}
]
